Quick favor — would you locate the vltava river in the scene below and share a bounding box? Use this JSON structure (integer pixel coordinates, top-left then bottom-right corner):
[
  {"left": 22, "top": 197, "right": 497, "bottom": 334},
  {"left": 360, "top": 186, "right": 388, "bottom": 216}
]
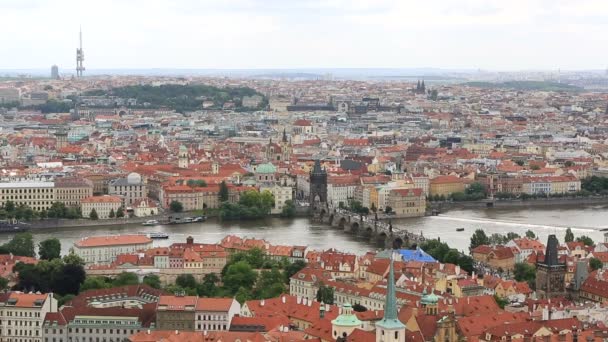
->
[{"left": 2, "top": 204, "right": 607, "bottom": 256}]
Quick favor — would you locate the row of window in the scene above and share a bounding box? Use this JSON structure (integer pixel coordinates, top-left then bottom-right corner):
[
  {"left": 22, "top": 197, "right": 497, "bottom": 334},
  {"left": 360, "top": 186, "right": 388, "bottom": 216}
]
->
[{"left": 0, "top": 188, "right": 52, "bottom": 194}]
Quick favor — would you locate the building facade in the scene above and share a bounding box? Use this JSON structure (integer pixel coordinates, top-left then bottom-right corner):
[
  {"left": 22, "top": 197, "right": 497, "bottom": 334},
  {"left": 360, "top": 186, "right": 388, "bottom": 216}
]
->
[{"left": 74, "top": 235, "right": 153, "bottom": 265}]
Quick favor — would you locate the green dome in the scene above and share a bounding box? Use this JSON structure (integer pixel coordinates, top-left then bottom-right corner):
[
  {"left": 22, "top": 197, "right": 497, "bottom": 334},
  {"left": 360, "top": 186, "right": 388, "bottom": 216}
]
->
[
  {"left": 421, "top": 290, "right": 440, "bottom": 305},
  {"left": 256, "top": 163, "right": 276, "bottom": 174},
  {"left": 331, "top": 303, "right": 362, "bottom": 327}
]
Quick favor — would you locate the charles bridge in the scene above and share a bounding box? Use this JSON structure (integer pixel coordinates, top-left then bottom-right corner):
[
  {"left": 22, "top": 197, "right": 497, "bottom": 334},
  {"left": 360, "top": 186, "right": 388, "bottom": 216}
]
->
[{"left": 312, "top": 206, "right": 427, "bottom": 249}]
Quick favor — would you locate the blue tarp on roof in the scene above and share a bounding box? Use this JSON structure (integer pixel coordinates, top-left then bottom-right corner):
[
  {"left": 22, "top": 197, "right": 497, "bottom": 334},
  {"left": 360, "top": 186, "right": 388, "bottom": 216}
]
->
[{"left": 398, "top": 247, "right": 437, "bottom": 262}]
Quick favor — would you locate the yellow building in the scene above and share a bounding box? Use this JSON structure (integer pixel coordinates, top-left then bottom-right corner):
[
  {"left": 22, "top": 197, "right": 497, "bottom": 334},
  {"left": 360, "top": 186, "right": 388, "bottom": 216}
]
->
[
  {"left": 388, "top": 188, "right": 425, "bottom": 217},
  {"left": 429, "top": 175, "right": 465, "bottom": 197}
]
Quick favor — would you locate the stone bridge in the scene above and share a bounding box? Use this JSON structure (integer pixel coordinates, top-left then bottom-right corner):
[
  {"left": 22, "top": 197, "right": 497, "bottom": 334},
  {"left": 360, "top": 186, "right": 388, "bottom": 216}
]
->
[{"left": 313, "top": 207, "right": 427, "bottom": 249}]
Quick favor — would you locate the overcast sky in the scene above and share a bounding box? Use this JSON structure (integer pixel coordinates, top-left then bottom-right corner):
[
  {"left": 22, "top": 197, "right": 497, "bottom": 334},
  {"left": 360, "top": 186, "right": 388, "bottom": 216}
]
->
[{"left": 2, "top": 0, "right": 608, "bottom": 71}]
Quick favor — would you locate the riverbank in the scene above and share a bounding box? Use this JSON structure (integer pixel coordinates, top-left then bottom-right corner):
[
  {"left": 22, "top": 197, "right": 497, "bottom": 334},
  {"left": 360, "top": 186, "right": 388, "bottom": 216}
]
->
[{"left": 430, "top": 196, "right": 608, "bottom": 213}]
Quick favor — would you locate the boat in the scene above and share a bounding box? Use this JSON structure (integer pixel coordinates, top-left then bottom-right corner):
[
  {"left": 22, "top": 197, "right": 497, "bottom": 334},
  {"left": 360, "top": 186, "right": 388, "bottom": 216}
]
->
[
  {"left": 193, "top": 216, "right": 207, "bottom": 222},
  {"left": 142, "top": 220, "right": 159, "bottom": 226},
  {"left": 456, "top": 228, "right": 465, "bottom": 232},
  {"left": 147, "top": 232, "right": 169, "bottom": 239}
]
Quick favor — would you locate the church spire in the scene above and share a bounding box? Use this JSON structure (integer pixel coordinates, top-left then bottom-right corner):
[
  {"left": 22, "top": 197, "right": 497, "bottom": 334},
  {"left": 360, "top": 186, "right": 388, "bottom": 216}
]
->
[
  {"left": 282, "top": 128, "right": 288, "bottom": 143},
  {"left": 375, "top": 252, "right": 405, "bottom": 341},
  {"left": 383, "top": 255, "right": 399, "bottom": 320}
]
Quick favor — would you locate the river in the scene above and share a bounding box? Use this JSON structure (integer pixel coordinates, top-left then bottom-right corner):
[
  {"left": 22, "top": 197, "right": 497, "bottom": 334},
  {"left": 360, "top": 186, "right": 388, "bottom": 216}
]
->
[{"left": 1, "top": 204, "right": 607, "bottom": 256}]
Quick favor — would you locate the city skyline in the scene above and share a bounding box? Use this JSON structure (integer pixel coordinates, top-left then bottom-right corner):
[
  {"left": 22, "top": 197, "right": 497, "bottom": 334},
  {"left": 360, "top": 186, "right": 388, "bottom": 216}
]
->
[{"left": 2, "top": 0, "right": 608, "bottom": 71}]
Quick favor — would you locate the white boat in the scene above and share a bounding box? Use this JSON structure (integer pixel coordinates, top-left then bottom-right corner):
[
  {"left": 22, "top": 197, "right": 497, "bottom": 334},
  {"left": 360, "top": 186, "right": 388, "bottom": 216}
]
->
[
  {"left": 147, "top": 232, "right": 169, "bottom": 239},
  {"left": 142, "top": 220, "right": 159, "bottom": 226}
]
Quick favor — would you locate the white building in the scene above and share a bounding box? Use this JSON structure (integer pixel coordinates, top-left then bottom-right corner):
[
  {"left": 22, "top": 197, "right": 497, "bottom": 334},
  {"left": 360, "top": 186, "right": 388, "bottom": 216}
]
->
[
  {"left": 109, "top": 173, "right": 148, "bottom": 206},
  {"left": 0, "top": 292, "right": 58, "bottom": 342},
  {"left": 81, "top": 195, "right": 122, "bottom": 219},
  {"left": 195, "top": 298, "right": 240, "bottom": 332},
  {"left": 74, "top": 234, "right": 153, "bottom": 264}
]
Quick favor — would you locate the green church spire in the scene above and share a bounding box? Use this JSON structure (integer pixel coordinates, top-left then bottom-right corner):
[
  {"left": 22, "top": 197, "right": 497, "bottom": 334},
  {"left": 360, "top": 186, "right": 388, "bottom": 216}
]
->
[{"left": 376, "top": 252, "right": 405, "bottom": 329}]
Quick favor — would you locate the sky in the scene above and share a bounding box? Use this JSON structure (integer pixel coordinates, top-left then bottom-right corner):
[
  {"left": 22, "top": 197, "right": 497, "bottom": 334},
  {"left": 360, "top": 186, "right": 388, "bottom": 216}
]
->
[{"left": 2, "top": 0, "right": 608, "bottom": 71}]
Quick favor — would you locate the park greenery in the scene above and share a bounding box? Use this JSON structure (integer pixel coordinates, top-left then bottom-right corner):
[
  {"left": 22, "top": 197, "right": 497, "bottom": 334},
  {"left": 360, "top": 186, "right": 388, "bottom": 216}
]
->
[
  {"left": 468, "top": 229, "right": 537, "bottom": 250},
  {"left": 0, "top": 201, "right": 83, "bottom": 221},
  {"left": 590, "top": 258, "right": 603, "bottom": 271},
  {"left": 80, "top": 248, "right": 307, "bottom": 304},
  {"left": 565, "top": 227, "right": 595, "bottom": 246},
  {"left": 581, "top": 176, "right": 608, "bottom": 194},
  {"left": 84, "top": 84, "right": 266, "bottom": 113},
  {"left": 220, "top": 190, "right": 274, "bottom": 220},
  {"left": 513, "top": 262, "right": 536, "bottom": 289},
  {"left": 419, "top": 239, "right": 474, "bottom": 274},
  {"left": 428, "top": 182, "right": 486, "bottom": 202},
  {"left": 280, "top": 200, "right": 296, "bottom": 218},
  {"left": 169, "top": 200, "right": 184, "bottom": 213}
]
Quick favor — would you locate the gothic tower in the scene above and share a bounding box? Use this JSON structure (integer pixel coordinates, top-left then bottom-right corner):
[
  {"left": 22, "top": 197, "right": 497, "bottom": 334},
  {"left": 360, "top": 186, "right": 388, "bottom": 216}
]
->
[
  {"left": 309, "top": 160, "right": 327, "bottom": 208},
  {"left": 178, "top": 145, "right": 189, "bottom": 169},
  {"left": 536, "top": 234, "right": 566, "bottom": 299},
  {"left": 54, "top": 128, "right": 68, "bottom": 150},
  {"left": 376, "top": 255, "right": 406, "bottom": 342}
]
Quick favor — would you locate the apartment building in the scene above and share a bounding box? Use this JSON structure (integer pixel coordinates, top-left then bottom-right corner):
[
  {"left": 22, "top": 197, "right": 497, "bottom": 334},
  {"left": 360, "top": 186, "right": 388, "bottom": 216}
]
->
[
  {"left": 0, "top": 292, "right": 58, "bottom": 342},
  {"left": 54, "top": 177, "right": 94, "bottom": 207},
  {"left": 0, "top": 180, "right": 55, "bottom": 212},
  {"left": 156, "top": 295, "right": 197, "bottom": 331},
  {"left": 74, "top": 235, "right": 153, "bottom": 264},
  {"left": 388, "top": 188, "right": 425, "bottom": 217},
  {"left": 81, "top": 195, "right": 122, "bottom": 219},
  {"left": 108, "top": 173, "right": 147, "bottom": 206},
  {"left": 194, "top": 298, "right": 240, "bottom": 332}
]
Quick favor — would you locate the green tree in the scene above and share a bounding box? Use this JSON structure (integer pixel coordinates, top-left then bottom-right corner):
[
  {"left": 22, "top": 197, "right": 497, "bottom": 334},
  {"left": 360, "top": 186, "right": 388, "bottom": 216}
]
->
[
  {"left": 170, "top": 201, "right": 184, "bottom": 213},
  {"left": 280, "top": 200, "right": 296, "bottom": 218},
  {"left": 63, "top": 253, "right": 85, "bottom": 266},
  {"left": 316, "top": 283, "right": 334, "bottom": 304},
  {"left": 54, "top": 263, "right": 86, "bottom": 295},
  {"left": 254, "top": 267, "right": 286, "bottom": 299},
  {"left": 513, "top": 262, "right": 536, "bottom": 287},
  {"left": 352, "top": 303, "right": 367, "bottom": 312},
  {"left": 80, "top": 276, "right": 111, "bottom": 291},
  {"left": 494, "top": 294, "right": 509, "bottom": 309},
  {"left": 0, "top": 277, "right": 8, "bottom": 290},
  {"left": 525, "top": 230, "right": 536, "bottom": 239},
  {"left": 109, "top": 209, "right": 115, "bottom": 218},
  {"left": 38, "top": 238, "right": 61, "bottom": 260},
  {"left": 3, "top": 232, "right": 35, "bottom": 257},
  {"left": 219, "top": 181, "right": 229, "bottom": 202},
  {"left": 176, "top": 274, "right": 197, "bottom": 289},
  {"left": 5, "top": 201, "right": 15, "bottom": 213},
  {"left": 223, "top": 261, "right": 257, "bottom": 294},
  {"left": 589, "top": 258, "right": 603, "bottom": 271},
  {"left": 112, "top": 272, "right": 139, "bottom": 286},
  {"left": 143, "top": 274, "right": 161, "bottom": 289},
  {"left": 198, "top": 273, "right": 220, "bottom": 297},
  {"left": 564, "top": 228, "right": 574, "bottom": 242},
  {"left": 470, "top": 229, "right": 489, "bottom": 250},
  {"left": 116, "top": 207, "right": 125, "bottom": 218},
  {"left": 89, "top": 208, "right": 99, "bottom": 220},
  {"left": 576, "top": 235, "right": 595, "bottom": 247},
  {"left": 235, "top": 286, "right": 252, "bottom": 304},
  {"left": 284, "top": 260, "right": 307, "bottom": 283},
  {"left": 384, "top": 206, "right": 393, "bottom": 214}
]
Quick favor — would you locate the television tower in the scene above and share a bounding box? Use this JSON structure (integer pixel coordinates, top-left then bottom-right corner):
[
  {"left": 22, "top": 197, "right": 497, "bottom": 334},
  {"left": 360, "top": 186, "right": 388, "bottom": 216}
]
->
[{"left": 76, "top": 26, "right": 85, "bottom": 77}]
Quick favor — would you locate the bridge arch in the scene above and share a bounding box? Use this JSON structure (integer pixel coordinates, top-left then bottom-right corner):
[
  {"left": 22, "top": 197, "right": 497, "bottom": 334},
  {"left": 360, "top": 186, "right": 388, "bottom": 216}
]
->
[
  {"left": 350, "top": 221, "right": 360, "bottom": 232},
  {"left": 338, "top": 217, "right": 347, "bottom": 228},
  {"left": 392, "top": 237, "right": 404, "bottom": 249},
  {"left": 364, "top": 226, "right": 373, "bottom": 237}
]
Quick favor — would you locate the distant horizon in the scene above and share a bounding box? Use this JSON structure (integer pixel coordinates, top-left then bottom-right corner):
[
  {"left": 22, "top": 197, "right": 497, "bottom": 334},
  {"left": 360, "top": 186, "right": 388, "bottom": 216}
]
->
[{"left": 3, "top": 2, "right": 608, "bottom": 71}]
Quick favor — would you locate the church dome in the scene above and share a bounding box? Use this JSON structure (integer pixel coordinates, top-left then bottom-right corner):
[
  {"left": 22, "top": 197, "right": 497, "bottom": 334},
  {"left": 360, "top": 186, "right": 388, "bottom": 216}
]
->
[
  {"left": 331, "top": 303, "right": 362, "bottom": 327},
  {"left": 256, "top": 163, "right": 276, "bottom": 174},
  {"left": 421, "top": 289, "right": 440, "bottom": 305},
  {"left": 127, "top": 172, "right": 142, "bottom": 184}
]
